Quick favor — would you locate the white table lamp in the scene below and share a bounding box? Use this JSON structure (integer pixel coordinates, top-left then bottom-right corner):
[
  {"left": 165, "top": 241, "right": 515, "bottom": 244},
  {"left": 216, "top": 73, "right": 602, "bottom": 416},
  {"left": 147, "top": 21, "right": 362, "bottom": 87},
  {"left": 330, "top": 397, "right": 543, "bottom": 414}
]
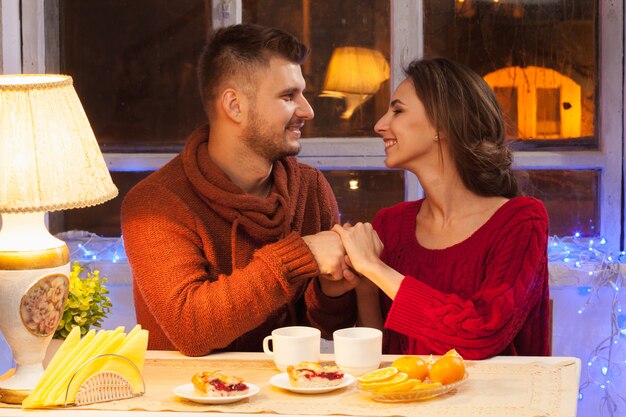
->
[{"left": 0, "top": 74, "right": 118, "bottom": 399}]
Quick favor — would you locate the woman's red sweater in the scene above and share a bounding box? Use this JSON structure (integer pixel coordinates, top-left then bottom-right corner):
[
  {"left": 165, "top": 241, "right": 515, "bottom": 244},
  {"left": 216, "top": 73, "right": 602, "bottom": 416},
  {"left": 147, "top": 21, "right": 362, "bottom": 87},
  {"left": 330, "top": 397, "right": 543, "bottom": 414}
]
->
[{"left": 373, "top": 197, "right": 550, "bottom": 359}]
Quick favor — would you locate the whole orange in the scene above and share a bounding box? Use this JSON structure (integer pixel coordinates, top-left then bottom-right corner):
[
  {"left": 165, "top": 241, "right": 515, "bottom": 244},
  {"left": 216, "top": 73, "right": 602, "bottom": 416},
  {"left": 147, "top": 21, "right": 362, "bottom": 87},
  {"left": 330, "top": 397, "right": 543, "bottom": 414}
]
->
[
  {"left": 428, "top": 355, "right": 465, "bottom": 385},
  {"left": 391, "top": 356, "right": 429, "bottom": 381}
]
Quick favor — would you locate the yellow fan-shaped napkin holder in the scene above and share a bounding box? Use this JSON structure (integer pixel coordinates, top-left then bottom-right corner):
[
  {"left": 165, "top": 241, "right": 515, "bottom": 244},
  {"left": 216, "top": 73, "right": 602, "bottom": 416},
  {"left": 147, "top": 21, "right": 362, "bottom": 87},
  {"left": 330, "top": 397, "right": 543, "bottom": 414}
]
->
[{"left": 64, "top": 354, "right": 145, "bottom": 406}]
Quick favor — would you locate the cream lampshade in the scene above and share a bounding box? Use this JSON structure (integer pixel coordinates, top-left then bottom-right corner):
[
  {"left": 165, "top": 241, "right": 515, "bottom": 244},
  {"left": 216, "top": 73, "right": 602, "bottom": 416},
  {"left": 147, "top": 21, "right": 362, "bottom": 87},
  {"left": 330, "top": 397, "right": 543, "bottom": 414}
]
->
[
  {"left": 320, "top": 46, "right": 390, "bottom": 119},
  {"left": 0, "top": 74, "right": 118, "bottom": 400}
]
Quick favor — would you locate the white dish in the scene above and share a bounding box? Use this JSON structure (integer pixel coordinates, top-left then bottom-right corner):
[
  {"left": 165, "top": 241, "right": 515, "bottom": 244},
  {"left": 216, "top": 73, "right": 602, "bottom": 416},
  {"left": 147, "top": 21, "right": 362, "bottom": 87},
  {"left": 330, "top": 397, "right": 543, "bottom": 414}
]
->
[
  {"left": 269, "top": 372, "right": 355, "bottom": 394},
  {"left": 173, "top": 382, "right": 259, "bottom": 404}
]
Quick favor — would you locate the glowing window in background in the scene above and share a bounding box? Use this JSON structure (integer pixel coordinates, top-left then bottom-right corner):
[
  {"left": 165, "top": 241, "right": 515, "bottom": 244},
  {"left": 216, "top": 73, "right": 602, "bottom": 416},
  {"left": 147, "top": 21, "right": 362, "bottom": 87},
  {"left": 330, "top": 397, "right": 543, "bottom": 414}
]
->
[
  {"left": 484, "top": 66, "right": 582, "bottom": 140},
  {"left": 424, "top": 0, "right": 596, "bottom": 148}
]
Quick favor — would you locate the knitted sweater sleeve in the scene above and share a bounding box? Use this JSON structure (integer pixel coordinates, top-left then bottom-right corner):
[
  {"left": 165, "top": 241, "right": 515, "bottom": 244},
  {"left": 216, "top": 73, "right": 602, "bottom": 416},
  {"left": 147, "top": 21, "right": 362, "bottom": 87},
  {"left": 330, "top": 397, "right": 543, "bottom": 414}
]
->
[
  {"left": 122, "top": 184, "right": 321, "bottom": 356},
  {"left": 302, "top": 169, "right": 357, "bottom": 339},
  {"left": 384, "top": 213, "right": 549, "bottom": 360}
]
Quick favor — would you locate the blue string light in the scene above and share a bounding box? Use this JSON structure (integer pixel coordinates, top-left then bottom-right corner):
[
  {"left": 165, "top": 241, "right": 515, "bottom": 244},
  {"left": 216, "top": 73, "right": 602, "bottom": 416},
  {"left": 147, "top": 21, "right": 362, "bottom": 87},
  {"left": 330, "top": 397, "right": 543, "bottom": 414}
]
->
[
  {"left": 57, "top": 231, "right": 127, "bottom": 263},
  {"left": 548, "top": 235, "right": 626, "bottom": 417}
]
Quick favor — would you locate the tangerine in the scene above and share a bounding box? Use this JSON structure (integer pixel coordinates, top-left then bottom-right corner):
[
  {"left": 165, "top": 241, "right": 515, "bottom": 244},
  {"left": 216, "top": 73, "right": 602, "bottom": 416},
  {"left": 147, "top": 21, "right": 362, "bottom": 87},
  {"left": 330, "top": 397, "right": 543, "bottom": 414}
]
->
[
  {"left": 391, "top": 356, "right": 429, "bottom": 381},
  {"left": 428, "top": 355, "right": 465, "bottom": 385}
]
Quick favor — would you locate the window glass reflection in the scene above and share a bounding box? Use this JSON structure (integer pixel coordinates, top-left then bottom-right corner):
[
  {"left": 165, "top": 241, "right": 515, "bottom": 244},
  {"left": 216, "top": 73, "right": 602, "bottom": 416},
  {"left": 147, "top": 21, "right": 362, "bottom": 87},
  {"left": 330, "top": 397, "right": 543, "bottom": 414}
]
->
[
  {"left": 58, "top": 170, "right": 405, "bottom": 238},
  {"left": 244, "top": 0, "right": 391, "bottom": 138},
  {"left": 516, "top": 169, "right": 599, "bottom": 236},
  {"left": 322, "top": 170, "right": 404, "bottom": 224},
  {"left": 61, "top": 0, "right": 208, "bottom": 151},
  {"left": 424, "top": 0, "right": 596, "bottom": 148},
  {"left": 55, "top": 171, "right": 152, "bottom": 237}
]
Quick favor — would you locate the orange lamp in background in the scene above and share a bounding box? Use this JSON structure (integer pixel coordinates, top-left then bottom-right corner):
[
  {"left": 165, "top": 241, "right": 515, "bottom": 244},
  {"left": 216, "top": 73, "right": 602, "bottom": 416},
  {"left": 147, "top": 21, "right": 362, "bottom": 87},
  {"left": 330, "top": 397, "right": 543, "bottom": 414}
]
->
[{"left": 321, "top": 46, "right": 390, "bottom": 119}]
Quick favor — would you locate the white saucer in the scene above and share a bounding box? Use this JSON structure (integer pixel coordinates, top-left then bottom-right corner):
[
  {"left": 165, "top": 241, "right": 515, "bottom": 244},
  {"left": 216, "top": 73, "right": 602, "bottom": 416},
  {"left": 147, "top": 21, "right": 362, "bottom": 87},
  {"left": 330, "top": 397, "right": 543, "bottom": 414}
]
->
[
  {"left": 173, "top": 382, "right": 259, "bottom": 404},
  {"left": 269, "top": 373, "right": 355, "bottom": 394}
]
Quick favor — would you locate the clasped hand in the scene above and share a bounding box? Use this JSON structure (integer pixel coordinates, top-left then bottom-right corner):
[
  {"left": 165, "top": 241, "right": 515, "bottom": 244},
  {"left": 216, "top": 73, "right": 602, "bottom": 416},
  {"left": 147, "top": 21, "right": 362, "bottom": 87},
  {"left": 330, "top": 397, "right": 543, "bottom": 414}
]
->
[{"left": 303, "top": 223, "right": 383, "bottom": 297}]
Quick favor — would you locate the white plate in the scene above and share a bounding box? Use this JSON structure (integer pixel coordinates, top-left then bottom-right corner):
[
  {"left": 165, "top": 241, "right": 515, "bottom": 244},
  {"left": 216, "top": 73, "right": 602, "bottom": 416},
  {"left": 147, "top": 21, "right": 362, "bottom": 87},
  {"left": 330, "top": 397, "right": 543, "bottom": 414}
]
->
[
  {"left": 173, "top": 382, "right": 259, "bottom": 404},
  {"left": 269, "top": 372, "right": 355, "bottom": 394}
]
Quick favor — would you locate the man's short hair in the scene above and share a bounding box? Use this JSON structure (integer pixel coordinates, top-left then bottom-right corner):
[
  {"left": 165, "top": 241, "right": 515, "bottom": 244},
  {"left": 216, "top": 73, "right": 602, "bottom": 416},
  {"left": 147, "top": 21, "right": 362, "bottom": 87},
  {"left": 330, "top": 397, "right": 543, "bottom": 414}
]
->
[{"left": 197, "top": 24, "right": 310, "bottom": 117}]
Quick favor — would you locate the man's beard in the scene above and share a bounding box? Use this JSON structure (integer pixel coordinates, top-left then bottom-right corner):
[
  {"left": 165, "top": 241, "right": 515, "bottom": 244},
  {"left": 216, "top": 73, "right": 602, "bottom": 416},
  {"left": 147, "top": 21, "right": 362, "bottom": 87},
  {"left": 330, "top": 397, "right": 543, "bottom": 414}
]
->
[{"left": 243, "top": 108, "right": 302, "bottom": 162}]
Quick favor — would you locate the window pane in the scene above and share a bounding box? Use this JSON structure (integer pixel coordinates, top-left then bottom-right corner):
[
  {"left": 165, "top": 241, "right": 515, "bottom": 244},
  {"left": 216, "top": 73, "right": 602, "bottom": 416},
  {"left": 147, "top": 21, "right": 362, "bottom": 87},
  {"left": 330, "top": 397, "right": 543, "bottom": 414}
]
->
[
  {"left": 243, "top": 0, "right": 391, "bottom": 138},
  {"left": 53, "top": 172, "right": 153, "bottom": 237},
  {"left": 515, "top": 170, "right": 599, "bottom": 236},
  {"left": 424, "top": 0, "right": 596, "bottom": 149},
  {"left": 56, "top": 170, "right": 404, "bottom": 238},
  {"left": 322, "top": 170, "right": 404, "bottom": 224},
  {"left": 536, "top": 88, "right": 561, "bottom": 137},
  {"left": 60, "top": 0, "right": 208, "bottom": 152}
]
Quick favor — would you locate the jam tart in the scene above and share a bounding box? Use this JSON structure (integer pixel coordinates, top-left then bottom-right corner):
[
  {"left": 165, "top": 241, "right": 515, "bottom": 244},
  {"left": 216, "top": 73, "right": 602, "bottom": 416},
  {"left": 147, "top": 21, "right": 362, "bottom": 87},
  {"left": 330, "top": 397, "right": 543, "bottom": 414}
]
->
[
  {"left": 286, "top": 362, "right": 345, "bottom": 388},
  {"left": 191, "top": 370, "right": 249, "bottom": 397}
]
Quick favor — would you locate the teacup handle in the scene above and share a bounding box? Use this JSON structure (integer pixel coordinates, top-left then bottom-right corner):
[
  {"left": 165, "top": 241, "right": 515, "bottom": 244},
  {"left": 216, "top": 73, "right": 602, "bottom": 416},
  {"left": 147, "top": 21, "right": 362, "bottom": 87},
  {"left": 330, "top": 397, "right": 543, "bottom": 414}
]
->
[{"left": 262, "top": 335, "right": 273, "bottom": 356}]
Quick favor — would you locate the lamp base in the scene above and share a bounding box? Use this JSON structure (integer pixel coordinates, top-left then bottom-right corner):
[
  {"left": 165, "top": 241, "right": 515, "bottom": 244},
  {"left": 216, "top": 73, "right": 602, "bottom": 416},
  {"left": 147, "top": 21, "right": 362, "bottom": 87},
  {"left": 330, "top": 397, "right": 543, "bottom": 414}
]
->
[
  {"left": 0, "top": 265, "right": 69, "bottom": 392},
  {"left": 0, "top": 363, "right": 44, "bottom": 391},
  {"left": 0, "top": 212, "right": 70, "bottom": 393}
]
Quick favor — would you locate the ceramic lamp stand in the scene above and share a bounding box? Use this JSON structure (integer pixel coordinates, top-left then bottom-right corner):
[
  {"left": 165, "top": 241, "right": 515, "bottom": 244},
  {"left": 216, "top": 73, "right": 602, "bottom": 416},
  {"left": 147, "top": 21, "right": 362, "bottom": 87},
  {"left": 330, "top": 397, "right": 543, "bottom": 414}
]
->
[{"left": 0, "top": 213, "right": 70, "bottom": 394}]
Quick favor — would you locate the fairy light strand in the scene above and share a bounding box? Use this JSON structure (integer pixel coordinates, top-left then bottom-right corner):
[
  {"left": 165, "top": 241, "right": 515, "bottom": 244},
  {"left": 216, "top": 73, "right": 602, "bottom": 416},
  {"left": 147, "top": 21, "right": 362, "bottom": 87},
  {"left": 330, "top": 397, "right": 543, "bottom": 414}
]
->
[{"left": 548, "top": 234, "right": 625, "bottom": 417}]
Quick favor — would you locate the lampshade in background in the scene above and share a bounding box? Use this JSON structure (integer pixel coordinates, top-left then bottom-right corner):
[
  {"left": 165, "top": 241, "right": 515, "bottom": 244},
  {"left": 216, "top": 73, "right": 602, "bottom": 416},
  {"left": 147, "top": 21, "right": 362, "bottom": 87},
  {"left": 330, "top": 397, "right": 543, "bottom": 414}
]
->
[
  {"left": 320, "top": 46, "right": 390, "bottom": 119},
  {"left": 0, "top": 74, "right": 118, "bottom": 401}
]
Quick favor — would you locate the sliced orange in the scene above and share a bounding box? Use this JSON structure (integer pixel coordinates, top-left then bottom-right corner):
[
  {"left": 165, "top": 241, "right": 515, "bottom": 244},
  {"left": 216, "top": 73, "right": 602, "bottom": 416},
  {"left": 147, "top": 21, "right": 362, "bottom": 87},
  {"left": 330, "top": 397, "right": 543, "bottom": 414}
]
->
[
  {"left": 411, "top": 381, "right": 443, "bottom": 390},
  {"left": 444, "top": 348, "right": 462, "bottom": 358},
  {"left": 360, "top": 372, "right": 408, "bottom": 391},
  {"left": 357, "top": 366, "right": 398, "bottom": 384},
  {"left": 376, "top": 378, "right": 421, "bottom": 392}
]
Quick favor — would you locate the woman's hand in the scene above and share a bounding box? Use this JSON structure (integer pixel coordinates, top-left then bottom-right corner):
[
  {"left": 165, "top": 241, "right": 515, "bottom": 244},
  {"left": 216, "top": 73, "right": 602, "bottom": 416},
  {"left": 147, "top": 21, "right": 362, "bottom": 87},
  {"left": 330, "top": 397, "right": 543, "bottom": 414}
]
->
[
  {"left": 331, "top": 222, "right": 384, "bottom": 276},
  {"left": 333, "top": 222, "right": 404, "bottom": 300}
]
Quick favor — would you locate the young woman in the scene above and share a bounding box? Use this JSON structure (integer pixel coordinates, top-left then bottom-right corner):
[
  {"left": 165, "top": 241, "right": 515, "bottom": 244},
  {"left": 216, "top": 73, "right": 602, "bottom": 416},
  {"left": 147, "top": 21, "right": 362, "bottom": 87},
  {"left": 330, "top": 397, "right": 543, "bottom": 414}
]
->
[{"left": 333, "top": 58, "right": 550, "bottom": 360}]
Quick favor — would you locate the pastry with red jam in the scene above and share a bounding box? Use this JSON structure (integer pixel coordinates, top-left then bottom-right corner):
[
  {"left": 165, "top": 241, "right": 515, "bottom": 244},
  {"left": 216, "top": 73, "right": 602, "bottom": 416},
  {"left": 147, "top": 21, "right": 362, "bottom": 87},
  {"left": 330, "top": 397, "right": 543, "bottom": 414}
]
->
[
  {"left": 191, "top": 370, "right": 249, "bottom": 397},
  {"left": 287, "top": 362, "right": 345, "bottom": 388}
]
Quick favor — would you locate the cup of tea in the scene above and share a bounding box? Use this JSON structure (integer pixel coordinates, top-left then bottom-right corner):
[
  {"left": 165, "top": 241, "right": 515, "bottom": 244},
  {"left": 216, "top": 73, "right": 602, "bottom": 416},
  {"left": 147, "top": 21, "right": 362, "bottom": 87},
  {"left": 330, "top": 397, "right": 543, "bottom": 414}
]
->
[
  {"left": 262, "top": 326, "right": 321, "bottom": 372},
  {"left": 333, "top": 327, "right": 382, "bottom": 376}
]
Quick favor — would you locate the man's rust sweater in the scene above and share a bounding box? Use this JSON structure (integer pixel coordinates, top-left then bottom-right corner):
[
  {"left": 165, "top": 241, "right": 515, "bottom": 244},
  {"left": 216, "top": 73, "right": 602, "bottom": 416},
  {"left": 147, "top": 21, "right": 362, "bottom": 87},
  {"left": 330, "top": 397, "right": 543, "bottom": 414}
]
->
[{"left": 121, "top": 125, "right": 355, "bottom": 356}]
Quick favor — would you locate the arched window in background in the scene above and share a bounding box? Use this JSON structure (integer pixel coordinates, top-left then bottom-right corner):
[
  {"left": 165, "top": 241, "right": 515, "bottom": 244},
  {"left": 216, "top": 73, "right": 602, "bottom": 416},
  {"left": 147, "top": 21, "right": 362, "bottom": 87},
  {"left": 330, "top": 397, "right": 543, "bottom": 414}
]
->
[{"left": 484, "top": 66, "right": 583, "bottom": 139}]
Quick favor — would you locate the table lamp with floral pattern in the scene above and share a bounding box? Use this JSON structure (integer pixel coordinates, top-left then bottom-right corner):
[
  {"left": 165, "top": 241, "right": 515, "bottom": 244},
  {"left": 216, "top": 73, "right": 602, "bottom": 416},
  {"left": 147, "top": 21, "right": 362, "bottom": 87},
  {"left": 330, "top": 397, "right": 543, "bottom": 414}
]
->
[{"left": 0, "top": 74, "right": 118, "bottom": 400}]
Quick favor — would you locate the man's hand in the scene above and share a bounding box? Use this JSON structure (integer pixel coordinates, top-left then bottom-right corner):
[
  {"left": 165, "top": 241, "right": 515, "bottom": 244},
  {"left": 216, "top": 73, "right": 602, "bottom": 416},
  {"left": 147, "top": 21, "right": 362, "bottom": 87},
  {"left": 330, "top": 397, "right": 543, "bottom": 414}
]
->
[
  {"left": 302, "top": 231, "right": 346, "bottom": 280},
  {"left": 317, "top": 271, "right": 359, "bottom": 297},
  {"left": 302, "top": 231, "right": 357, "bottom": 297}
]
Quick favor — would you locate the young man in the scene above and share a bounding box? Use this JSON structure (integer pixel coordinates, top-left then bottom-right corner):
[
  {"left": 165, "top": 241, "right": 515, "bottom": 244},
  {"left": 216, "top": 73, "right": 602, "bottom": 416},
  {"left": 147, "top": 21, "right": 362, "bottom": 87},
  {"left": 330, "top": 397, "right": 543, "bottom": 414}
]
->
[{"left": 121, "top": 24, "right": 357, "bottom": 356}]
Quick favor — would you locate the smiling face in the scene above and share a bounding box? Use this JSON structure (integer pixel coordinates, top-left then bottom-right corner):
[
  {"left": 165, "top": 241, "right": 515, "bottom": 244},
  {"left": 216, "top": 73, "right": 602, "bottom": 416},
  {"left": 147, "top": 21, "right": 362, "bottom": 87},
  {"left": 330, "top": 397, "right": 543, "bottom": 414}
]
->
[
  {"left": 241, "top": 56, "right": 314, "bottom": 162},
  {"left": 374, "top": 78, "right": 439, "bottom": 170}
]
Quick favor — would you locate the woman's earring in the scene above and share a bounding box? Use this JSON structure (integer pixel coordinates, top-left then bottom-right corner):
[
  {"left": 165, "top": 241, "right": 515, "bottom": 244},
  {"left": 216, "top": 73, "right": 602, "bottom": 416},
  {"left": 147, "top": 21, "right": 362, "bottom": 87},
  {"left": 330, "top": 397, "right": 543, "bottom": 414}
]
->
[{"left": 434, "top": 133, "right": 440, "bottom": 142}]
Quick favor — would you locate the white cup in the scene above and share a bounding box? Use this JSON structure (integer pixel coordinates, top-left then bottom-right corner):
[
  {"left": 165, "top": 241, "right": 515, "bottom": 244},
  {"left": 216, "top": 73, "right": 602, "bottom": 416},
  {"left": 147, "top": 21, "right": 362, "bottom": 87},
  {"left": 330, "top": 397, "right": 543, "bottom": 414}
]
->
[
  {"left": 262, "top": 326, "right": 321, "bottom": 372},
  {"left": 333, "top": 327, "right": 382, "bottom": 376}
]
